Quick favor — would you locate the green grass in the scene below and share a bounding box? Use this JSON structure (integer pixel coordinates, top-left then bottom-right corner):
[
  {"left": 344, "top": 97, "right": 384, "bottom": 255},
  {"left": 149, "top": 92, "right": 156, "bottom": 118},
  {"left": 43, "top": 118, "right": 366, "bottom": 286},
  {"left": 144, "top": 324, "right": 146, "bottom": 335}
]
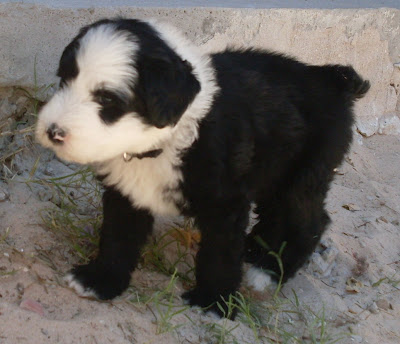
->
[
  {"left": 27, "top": 167, "right": 102, "bottom": 263},
  {"left": 203, "top": 317, "right": 241, "bottom": 344},
  {"left": 0, "top": 226, "right": 10, "bottom": 243},
  {"left": 202, "top": 242, "right": 351, "bottom": 344},
  {"left": 0, "top": 269, "right": 17, "bottom": 277},
  {"left": 142, "top": 220, "right": 197, "bottom": 286},
  {"left": 148, "top": 270, "right": 189, "bottom": 335},
  {"left": 372, "top": 274, "right": 400, "bottom": 289},
  {"left": 199, "top": 291, "right": 349, "bottom": 344},
  {"left": 16, "top": 56, "right": 55, "bottom": 116},
  {"left": 127, "top": 270, "right": 190, "bottom": 337},
  {"left": 260, "top": 292, "right": 350, "bottom": 344},
  {"left": 235, "top": 293, "right": 264, "bottom": 343},
  {"left": 0, "top": 80, "right": 53, "bottom": 178}
]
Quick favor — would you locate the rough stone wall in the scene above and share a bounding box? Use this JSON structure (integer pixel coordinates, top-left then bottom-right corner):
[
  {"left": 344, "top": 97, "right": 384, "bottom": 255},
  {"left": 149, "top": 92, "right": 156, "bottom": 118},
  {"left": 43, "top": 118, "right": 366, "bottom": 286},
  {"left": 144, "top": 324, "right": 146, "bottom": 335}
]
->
[{"left": 1, "top": 4, "right": 399, "bottom": 135}]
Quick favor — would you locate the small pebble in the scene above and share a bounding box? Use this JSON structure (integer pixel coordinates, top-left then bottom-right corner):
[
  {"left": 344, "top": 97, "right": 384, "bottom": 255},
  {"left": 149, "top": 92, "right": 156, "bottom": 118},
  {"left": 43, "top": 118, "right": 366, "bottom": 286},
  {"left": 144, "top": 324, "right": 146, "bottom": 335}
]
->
[
  {"left": 351, "top": 335, "right": 363, "bottom": 343},
  {"left": 309, "top": 244, "right": 338, "bottom": 277},
  {"left": 0, "top": 189, "right": 9, "bottom": 202},
  {"left": 44, "top": 166, "right": 54, "bottom": 176},
  {"left": 15, "top": 96, "right": 28, "bottom": 106},
  {"left": 16, "top": 283, "right": 25, "bottom": 295},
  {"left": 348, "top": 306, "right": 358, "bottom": 314},
  {"left": 36, "top": 187, "right": 52, "bottom": 202},
  {"left": 391, "top": 219, "right": 399, "bottom": 226},
  {"left": 369, "top": 302, "right": 379, "bottom": 314},
  {"left": 321, "top": 246, "right": 338, "bottom": 265},
  {"left": 309, "top": 252, "right": 329, "bottom": 275},
  {"left": 376, "top": 299, "right": 392, "bottom": 311},
  {"left": 20, "top": 299, "right": 45, "bottom": 317}
]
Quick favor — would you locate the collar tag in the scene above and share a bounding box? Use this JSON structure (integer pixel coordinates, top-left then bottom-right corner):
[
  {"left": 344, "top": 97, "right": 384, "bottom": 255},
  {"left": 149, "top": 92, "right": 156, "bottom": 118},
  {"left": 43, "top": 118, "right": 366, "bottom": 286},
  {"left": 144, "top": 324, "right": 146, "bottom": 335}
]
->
[
  {"left": 123, "top": 149, "right": 163, "bottom": 162},
  {"left": 123, "top": 152, "right": 133, "bottom": 162}
]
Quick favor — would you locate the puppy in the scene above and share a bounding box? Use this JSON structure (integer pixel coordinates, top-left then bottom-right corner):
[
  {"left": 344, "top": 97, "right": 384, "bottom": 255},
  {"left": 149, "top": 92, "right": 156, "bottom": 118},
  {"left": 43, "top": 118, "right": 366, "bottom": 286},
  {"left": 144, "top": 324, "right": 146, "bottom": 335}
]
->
[{"left": 36, "top": 18, "right": 370, "bottom": 318}]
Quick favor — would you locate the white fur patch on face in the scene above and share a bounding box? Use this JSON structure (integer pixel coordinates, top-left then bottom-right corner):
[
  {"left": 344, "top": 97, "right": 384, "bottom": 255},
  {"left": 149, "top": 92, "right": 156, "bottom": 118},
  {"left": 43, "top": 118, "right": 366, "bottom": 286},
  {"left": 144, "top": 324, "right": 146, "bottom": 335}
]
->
[
  {"left": 77, "top": 25, "right": 137, "bottom": 94},
  {"left": 244, "top": 265, "right": 274, "bottom": 291},
  {"left": 36, "top": 23, "right": 172, "bottom": 164}
]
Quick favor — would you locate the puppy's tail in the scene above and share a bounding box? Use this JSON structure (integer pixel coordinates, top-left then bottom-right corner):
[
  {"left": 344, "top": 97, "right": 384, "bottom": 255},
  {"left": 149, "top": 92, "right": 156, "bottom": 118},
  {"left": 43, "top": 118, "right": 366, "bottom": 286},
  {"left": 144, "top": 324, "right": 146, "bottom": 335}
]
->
[{"left": 329, "top": 65, "right": 370, "bottom": 101}]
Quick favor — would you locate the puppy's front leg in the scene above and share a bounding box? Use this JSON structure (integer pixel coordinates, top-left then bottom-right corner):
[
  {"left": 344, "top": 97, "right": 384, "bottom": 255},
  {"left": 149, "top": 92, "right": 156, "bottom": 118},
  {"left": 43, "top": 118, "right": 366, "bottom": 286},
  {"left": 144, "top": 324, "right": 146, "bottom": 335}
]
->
[
  {"left": 183, "top": 204, "right": 249, "bottom": 319},
  {"left": 66, "top": 186, "right": 153, "bottom": 299}
]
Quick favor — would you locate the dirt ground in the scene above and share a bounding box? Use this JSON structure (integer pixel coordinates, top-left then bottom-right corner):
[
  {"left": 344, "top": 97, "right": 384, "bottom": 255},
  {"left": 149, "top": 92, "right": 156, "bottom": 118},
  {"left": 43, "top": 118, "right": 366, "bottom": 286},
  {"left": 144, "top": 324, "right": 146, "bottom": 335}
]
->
[{"left": 0, "top": 88, "right": 399, "bottom": 343}]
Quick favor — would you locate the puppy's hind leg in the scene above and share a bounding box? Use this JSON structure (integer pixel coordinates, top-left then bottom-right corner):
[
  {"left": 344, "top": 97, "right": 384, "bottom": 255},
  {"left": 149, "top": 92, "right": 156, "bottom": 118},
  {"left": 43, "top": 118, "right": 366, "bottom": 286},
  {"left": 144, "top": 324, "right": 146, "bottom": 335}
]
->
[
  {"left": 66, "top": 186, "right": 153, "bottom": 300},
  {"left": 244, "top": 194, "right": 288, "bottom": 290},
  {"left": 245, "top": 174, "right": 331, "bottom": 286}
]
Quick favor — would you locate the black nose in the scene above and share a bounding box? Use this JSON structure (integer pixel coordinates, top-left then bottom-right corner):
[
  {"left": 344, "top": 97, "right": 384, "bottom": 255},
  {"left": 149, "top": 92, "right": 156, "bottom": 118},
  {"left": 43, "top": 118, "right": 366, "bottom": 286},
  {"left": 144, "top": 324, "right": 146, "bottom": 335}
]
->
[{"left": 46, "top": 123, "right": 66, "bottom": 144}]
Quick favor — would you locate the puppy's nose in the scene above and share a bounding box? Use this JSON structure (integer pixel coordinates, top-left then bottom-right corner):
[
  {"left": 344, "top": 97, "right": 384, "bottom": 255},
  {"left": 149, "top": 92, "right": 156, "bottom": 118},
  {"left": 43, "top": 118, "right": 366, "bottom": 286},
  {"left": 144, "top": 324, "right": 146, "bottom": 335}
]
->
[{"left": 46, "top": 123, "right": 66, "bottom": 143}]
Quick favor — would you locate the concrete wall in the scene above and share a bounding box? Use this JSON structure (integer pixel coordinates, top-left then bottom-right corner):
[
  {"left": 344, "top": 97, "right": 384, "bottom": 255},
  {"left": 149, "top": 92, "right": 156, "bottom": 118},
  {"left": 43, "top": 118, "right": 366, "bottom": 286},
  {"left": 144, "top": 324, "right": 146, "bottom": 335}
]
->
[{"left": 1, "top": 2, "right": 399, "bottom": 135}]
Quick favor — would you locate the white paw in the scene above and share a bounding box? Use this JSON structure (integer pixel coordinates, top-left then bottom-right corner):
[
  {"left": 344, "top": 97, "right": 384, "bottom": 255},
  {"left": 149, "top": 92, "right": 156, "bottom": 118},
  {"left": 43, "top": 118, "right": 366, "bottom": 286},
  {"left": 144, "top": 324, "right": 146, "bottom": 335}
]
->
[
  {"left": 244, "top": 265, "right": 273, "bottom": 291},
  {"left": 64, "top": 273, "right": 98, "bottom": 298}
]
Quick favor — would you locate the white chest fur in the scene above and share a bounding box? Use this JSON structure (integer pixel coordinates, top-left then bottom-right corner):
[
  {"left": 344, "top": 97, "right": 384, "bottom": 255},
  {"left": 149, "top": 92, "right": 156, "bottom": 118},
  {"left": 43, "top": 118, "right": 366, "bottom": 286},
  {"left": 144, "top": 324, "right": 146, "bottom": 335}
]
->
[
  {"left": 96, "top": 152, "right": 184, "bottom": 216},
  {"left": 92, "top": 21, "right": 220, "bottom": 216}
]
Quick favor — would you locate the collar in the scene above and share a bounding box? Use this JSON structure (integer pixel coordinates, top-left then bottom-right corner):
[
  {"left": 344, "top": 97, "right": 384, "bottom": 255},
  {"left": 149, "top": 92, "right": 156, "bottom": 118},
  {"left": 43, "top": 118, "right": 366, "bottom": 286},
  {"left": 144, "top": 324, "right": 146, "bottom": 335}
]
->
[{"left": 123, "top": 149, "right": 163, "bottom": 162}]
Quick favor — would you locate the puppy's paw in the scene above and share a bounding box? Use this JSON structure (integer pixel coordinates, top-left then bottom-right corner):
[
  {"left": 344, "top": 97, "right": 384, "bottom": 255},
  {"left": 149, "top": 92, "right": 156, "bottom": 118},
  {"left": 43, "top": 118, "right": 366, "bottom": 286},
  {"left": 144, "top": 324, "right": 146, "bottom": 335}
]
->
[
  {"left": 182, "top": 288, "right": 238, "bottom": 320},
  {"left": 65, "top": 271, "right": 98, "bottom": 299},
  {"left": 65, "top": 262, "right": 131, "bottom": 300}
]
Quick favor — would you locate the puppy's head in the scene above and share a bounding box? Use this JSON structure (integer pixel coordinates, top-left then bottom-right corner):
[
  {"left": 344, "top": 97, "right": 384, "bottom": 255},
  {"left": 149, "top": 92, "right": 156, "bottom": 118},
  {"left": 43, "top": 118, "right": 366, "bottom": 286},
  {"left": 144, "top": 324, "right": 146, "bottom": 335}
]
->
[{"left": 36, "top": 19, "right": 201, "bottom": 164}]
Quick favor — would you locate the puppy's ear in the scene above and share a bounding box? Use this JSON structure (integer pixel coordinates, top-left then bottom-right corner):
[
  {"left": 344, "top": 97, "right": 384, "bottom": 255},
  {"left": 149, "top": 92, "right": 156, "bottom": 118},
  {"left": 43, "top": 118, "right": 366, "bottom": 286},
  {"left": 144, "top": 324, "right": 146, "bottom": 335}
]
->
[{"left": 136, "top": 51, "right": 201, "bottom": 128}]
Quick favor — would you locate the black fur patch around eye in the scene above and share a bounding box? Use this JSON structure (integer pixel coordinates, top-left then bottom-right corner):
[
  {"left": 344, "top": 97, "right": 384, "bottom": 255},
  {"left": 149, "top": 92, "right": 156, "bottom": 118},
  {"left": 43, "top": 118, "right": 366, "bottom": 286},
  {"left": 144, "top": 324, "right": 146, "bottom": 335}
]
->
[
  {"left": 111, "top": 19, "right": 201, "bottom": 128},
  {"left": 92, "top": 89, "right": 128, "bottom": 124}
]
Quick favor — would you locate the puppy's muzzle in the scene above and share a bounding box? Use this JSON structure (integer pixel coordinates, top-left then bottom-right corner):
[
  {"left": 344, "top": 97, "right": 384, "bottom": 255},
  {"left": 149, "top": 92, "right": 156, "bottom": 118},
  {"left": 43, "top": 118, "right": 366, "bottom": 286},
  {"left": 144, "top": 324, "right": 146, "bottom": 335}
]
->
[{"left": 46, "top": 123, "right": 67, "bottom": 144}]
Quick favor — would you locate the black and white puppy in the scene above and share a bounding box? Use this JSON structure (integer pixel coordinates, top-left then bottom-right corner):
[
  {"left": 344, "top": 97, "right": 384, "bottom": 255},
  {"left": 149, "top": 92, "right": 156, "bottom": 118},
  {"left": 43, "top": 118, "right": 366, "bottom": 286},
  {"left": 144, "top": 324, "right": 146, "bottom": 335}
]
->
[{"left": 36, "top": 18, "right": 369, "bottom": 318}]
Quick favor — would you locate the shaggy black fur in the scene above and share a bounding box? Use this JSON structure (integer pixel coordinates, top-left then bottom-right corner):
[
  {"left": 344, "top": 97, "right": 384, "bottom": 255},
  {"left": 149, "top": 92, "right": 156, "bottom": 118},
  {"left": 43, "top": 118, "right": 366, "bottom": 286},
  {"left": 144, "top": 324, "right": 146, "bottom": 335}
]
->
[
  {"left": 179, "top": 51, "right": 369, "bottom": 316},
  {"left": 58, "top": 19, "right": 370, "bottom": 319},
  {"left": 70, "top": 187, "right": 154, "bottom": 299}
]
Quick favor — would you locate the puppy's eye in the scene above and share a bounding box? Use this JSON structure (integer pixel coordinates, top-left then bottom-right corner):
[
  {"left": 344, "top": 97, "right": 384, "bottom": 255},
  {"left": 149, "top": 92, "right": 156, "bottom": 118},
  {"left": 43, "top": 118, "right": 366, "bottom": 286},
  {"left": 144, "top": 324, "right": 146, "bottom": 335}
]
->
[
  {"left": 92, "top": 89, "right": 127, "bottom": 124},
  {"left": 93, "top": 90, "right": 116, "bottom": 107},
  {"left": 99, "top": 95, "right": 113, "bottom": 106}
]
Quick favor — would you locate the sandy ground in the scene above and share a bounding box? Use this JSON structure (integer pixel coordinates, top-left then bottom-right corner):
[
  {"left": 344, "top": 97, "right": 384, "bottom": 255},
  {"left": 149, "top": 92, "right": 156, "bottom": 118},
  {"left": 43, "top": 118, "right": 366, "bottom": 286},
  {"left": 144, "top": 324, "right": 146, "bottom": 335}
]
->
[{"left": 0, "top": 88, "right": 399, "bottom": 343}]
